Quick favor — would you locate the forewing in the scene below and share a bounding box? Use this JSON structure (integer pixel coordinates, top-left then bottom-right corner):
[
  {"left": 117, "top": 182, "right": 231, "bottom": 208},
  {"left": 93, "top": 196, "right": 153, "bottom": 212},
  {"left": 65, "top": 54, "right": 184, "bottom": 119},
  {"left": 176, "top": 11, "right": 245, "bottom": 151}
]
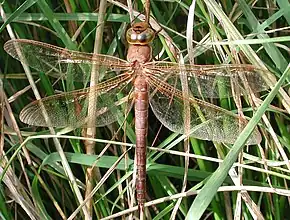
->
[
  {"left": 19, "top": 74, "right": 133, "bottom": 128},
  {"left": 147, "top": 75, "right": 261, "bottom": 145},
  {"left": 145, "top": 61, "right": 269, "bottom": 98},
  {"left": 4, "top": 39, "right": 130, "bottom": 82}
]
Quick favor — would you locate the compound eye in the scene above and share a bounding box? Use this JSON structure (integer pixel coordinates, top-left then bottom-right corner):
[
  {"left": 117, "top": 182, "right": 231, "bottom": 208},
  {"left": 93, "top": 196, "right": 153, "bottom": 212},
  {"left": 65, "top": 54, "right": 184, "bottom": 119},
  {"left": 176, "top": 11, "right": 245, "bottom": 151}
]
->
[
  {"left": 126, "top": 28, "right": 135, "bottom": 44},
  {"left": 130, "top": 33, "right": 138, "bottom": 42},
  {"left": 138, "top": 33, "right": 147, "bottom": 43},
  {"left": 126, "top": 26, "right": 155, "bottom": 45},
  {"left": 137, "top": 33, "right": 147, "bottom": 43}
]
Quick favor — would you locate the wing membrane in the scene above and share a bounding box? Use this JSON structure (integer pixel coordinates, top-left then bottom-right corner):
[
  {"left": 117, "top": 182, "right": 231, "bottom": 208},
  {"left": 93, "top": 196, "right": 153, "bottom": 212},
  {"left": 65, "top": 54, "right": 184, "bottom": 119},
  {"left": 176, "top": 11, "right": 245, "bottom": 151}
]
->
[
  {"left": 145, "top": 61, "right": 269, "bottom": 98},
  {"left": 147, "top": 75, "right": 261, "bottom": 145},
  {"left": 4, "top": 39, "right": 131, "bottom": 82},
  {"left": 19, "top": 74, "right": 133, "bottom": 128}
]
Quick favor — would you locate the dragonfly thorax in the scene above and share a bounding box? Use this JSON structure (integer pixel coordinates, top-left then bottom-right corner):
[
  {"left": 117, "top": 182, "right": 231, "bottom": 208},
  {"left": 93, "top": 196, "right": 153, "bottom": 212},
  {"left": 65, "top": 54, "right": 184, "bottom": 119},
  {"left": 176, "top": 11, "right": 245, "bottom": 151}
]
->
[{"left": 127, "top": 44, "right": 152, "bottom": 63}]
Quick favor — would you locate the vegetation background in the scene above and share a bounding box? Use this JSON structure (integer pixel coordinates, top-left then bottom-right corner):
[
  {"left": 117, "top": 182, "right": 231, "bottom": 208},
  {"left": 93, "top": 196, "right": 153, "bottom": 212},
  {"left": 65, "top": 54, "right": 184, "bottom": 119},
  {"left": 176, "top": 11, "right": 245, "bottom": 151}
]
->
[{"left": 1, "top": 0, "right": 290, "bottom": 219}]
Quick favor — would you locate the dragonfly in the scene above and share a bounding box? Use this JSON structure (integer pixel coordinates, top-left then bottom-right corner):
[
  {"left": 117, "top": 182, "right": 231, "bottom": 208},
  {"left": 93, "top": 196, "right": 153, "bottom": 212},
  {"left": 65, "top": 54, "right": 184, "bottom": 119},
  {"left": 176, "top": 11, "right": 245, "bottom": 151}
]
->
[{"left": 4, "top": 5, "right": 269, "bottom": 212}]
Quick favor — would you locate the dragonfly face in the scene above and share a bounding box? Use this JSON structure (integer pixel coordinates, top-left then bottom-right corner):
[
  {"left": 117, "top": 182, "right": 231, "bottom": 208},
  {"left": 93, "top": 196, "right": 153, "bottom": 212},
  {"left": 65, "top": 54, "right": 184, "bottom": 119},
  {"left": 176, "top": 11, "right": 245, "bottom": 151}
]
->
[{"left": 126, "top": 22, "right": 155, "bottom": 45}]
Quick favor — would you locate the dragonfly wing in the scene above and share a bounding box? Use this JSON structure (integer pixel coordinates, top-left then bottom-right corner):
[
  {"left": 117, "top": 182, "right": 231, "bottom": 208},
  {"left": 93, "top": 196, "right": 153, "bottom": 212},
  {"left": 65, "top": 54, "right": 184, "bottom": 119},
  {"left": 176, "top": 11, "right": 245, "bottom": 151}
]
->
[
  {"left": 4, "top": 39, "right": 130, "bottom": 82},
  {"left": 20, "top": 74, "right": 133, "bottom": 128},
  {"left": 148, "top": 76, "right": 261, "bottom": 145},
  {"left": 145, "top": 61, "right": 269, "bottom": 98}
]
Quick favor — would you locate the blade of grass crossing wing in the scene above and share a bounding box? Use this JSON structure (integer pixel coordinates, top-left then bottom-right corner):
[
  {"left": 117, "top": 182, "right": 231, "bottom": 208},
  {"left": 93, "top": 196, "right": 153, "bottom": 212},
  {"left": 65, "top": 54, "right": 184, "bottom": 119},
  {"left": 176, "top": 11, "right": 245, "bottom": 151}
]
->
[{"left": 186, "top": 65, "right": 290, "bottom": 220}]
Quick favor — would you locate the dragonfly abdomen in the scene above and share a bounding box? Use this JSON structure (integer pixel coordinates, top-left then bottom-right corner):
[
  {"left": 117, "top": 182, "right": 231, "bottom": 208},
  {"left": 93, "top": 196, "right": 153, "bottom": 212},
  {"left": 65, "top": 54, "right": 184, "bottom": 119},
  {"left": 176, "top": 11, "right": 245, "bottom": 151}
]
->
[{"left": 134, "top": 75, "right": 149, "bottom": 210}]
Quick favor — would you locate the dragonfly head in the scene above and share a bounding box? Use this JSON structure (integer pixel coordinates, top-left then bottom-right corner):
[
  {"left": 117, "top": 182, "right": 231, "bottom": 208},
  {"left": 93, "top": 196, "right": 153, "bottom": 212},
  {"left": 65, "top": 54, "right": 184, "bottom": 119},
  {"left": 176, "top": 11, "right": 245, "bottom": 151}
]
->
[{"left": 126, "top": 22, "right": 155, "bottom": 45}]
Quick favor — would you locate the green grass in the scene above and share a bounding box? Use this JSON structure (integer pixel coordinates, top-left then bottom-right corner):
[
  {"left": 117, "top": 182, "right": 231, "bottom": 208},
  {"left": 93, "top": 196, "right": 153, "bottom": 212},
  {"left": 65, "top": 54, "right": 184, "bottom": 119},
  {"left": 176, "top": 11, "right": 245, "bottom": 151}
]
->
[{"left": 1, "top": 0, "right": 290, "bottom": 219}]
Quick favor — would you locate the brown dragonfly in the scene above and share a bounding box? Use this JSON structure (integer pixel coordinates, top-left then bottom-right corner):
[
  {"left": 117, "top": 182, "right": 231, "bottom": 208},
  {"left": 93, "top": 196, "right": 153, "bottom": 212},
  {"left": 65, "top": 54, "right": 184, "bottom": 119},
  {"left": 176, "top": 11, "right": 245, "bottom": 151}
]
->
[{"left": 4, "top": 14, "right": 268, "bottom": 212}]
